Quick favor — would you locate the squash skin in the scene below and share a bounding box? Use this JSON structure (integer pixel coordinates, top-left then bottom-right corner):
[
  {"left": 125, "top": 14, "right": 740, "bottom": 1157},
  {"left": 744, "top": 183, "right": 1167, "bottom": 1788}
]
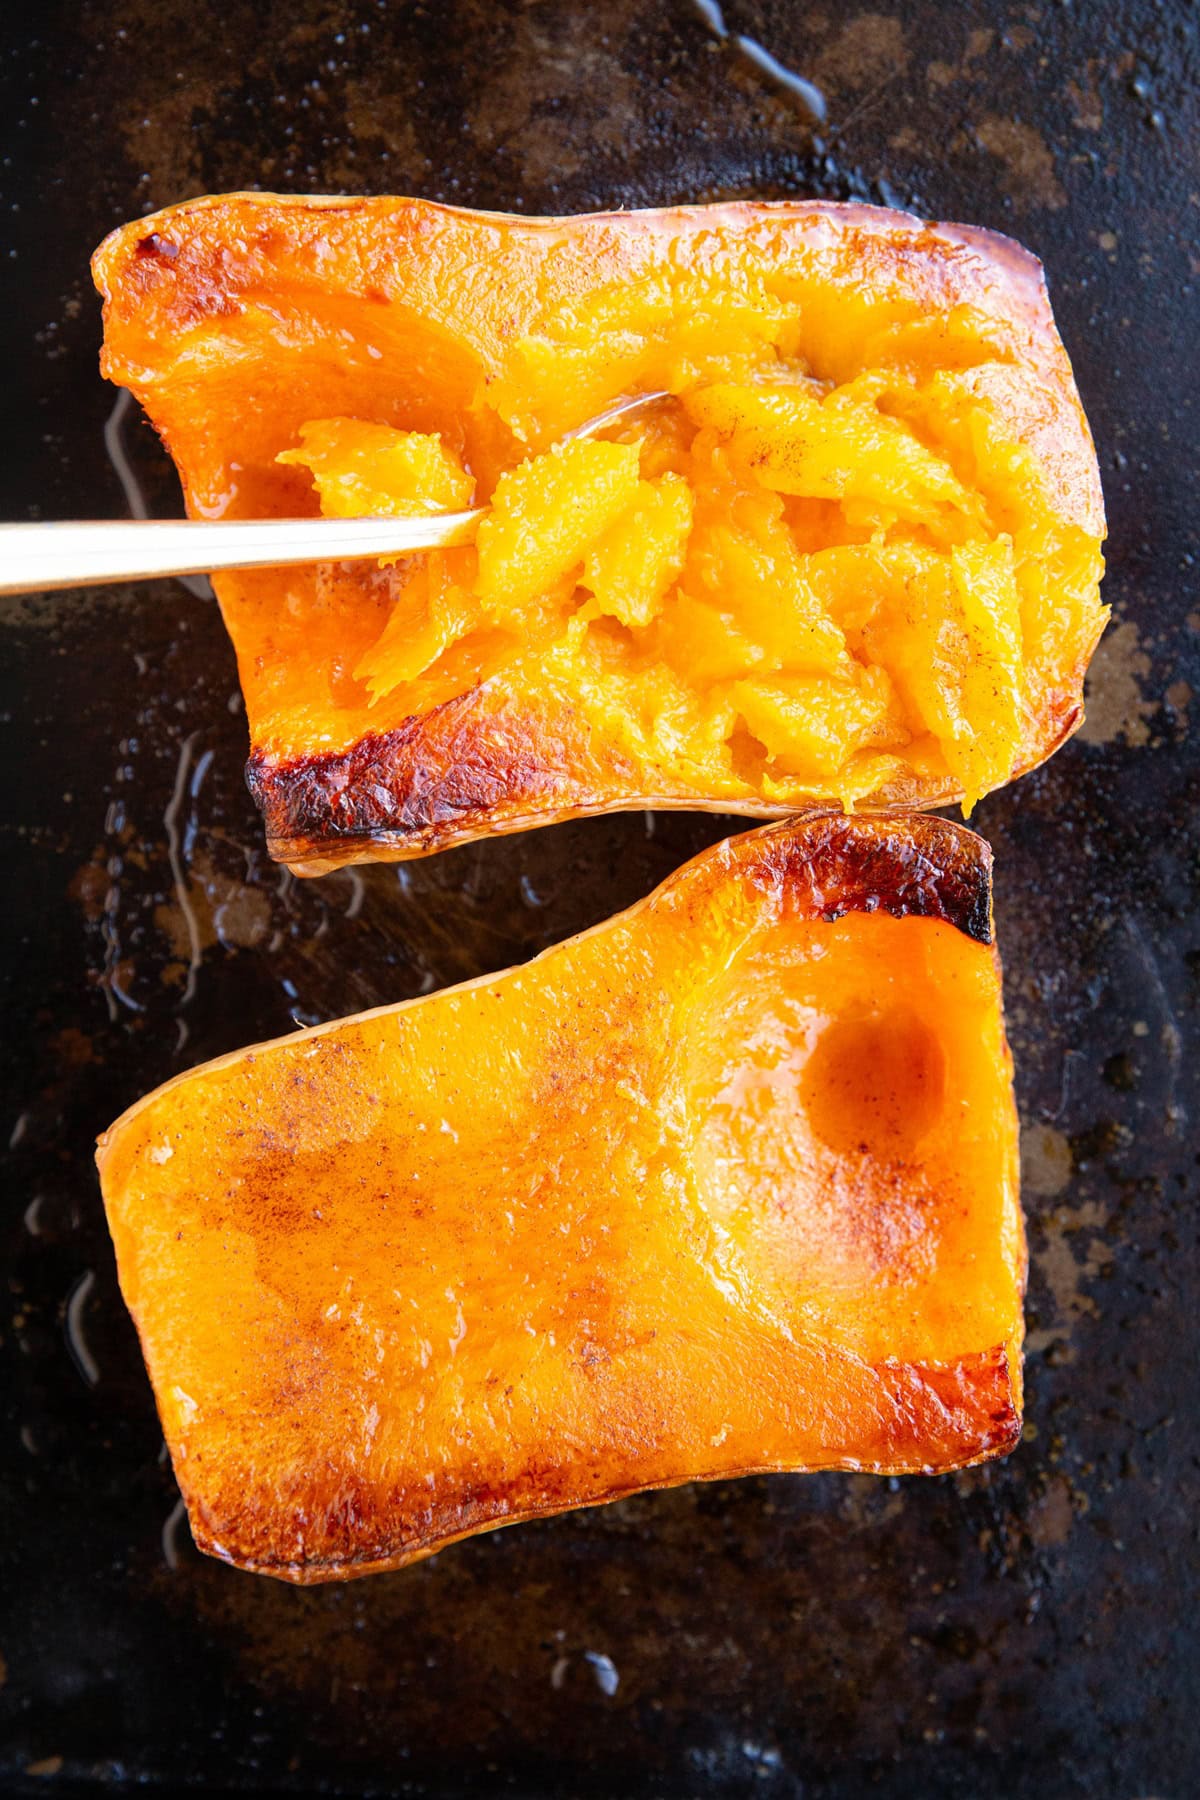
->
[
  {"left": 95, "top": 812, "right": 1023, "bottom": 1584},
  {"left": 92, "top": 194, "right": 1106, "bottom": 874}
]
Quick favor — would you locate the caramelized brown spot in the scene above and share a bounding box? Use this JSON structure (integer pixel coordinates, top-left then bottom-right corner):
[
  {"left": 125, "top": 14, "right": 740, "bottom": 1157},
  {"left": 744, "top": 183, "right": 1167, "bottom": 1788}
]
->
[{"left": 135, "top": 231, "right": 180, "bottom": 261}]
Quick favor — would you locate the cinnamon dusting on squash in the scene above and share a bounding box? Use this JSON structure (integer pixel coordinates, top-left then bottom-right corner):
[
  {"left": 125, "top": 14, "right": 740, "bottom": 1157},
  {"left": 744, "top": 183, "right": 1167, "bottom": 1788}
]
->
[{"left": 278, "top": 339, "right": 1100, "bottom": 812}]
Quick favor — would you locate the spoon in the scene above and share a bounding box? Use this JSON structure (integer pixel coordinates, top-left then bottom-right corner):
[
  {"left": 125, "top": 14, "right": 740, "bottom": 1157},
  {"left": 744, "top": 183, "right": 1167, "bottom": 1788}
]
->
[{"left": 0, "top": 390, "right": 671, "bottom": 598}]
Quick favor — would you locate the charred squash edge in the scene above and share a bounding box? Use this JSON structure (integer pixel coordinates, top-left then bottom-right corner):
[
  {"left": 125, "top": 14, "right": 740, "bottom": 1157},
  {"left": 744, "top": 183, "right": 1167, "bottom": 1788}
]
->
[
  {"left": 201, "top": 1342, "right": 1020, "bottom": 1585},
  {"left": 245, "top": 697, "right": 1081, "bottom": 878}
]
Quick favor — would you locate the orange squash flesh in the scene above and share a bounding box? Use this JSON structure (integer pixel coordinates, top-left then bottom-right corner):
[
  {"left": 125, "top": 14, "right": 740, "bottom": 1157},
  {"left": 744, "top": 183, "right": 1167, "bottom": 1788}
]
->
[
  {"left": 92, "top": 196, "right": 1106, "bottom": 873},
  {"left": 96, "top": 813, "right": 1023, "bottom": 1584}
]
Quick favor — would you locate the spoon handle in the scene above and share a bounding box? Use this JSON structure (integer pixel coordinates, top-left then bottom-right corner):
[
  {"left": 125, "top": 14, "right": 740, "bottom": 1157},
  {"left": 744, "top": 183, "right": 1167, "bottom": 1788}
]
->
[
  {"left": 0, "top": 388, "right": 672, "bottom": 598},
  {"left": 0, "top": 511, "right": 485, "bottom": 597}
]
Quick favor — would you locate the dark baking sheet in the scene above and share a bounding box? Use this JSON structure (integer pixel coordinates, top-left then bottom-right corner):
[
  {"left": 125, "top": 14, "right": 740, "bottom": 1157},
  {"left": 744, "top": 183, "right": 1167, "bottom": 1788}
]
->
[{"left": 2, "top": 1, "right": 1198, "bottom": 1794}]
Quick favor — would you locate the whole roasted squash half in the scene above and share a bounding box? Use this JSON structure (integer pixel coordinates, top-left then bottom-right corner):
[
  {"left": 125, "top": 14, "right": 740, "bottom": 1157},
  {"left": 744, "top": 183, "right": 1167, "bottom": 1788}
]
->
[
  {"left": 93, "top": 195, "right": 1106, "bottom": 873},
  {"left": 96, "top": 812, "right": 1023, "bottom": 1584}
]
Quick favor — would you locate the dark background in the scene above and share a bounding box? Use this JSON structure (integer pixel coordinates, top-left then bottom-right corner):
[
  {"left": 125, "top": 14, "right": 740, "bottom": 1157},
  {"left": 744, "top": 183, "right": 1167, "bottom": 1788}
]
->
[{"left": 1, "top": 1, "right": 1197, "bottom": 1795}]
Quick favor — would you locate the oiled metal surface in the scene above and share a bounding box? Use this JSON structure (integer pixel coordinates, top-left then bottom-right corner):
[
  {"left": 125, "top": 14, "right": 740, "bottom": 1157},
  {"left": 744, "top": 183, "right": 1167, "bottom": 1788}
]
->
[{"left": 1, "top": 1, "right": 1197, "bottom": 1795}]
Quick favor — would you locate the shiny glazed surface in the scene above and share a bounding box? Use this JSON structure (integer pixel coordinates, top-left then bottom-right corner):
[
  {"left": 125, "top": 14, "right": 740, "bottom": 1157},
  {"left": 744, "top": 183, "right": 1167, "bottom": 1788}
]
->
[
  {"left": 96, "top": 813, "right": 1023, "bottom": 1583},
  {"left": 93, "top": 195, "right": 1106, "bottom": 871}
]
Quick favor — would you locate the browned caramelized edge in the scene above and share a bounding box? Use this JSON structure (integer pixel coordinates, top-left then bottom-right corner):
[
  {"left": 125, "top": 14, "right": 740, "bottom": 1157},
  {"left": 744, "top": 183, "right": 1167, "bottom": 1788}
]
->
[
  {"left": 186, "top": 1343, "right": 1019, "bottom": 1585},
  {"left": 744, "top": 810, "right": 994, "bottom": 945},
  {"left": 245, "top": 669, "right": 1087, "bottom": 882},
  {"left": 245, "top": 688, "right": 586, "bottom": 864},
  {"left": 251, "top": 766, "right": 995, "bottom": 941}
]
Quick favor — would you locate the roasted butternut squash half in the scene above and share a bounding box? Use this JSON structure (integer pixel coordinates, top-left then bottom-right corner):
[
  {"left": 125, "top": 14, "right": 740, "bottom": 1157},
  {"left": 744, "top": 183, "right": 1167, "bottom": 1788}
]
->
[
  {"left": 92, "top": 195, "right": 1106, "bottom": 874},
  {"left": 96, "top": 813, "right": 1023, "bottom": 1584}
]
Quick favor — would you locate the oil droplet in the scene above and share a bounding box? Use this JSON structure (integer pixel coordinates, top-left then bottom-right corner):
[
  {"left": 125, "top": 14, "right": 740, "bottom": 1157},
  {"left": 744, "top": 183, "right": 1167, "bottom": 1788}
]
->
[
  {"left": 693, "top": 0, "right": 726, "bottom": 33},
  {"left": 584, "top": 1651, "right": 620, "bottom": 1696},
  {"left": 692, "top": 0, "right": 826, "bottom": 123},
  {"left": 731, "top": 33, "right": 827, "bottom": 120},
  {"left": 103, "top": 391, "right": 147, "bottom": 519},
  {"left": 161, "top": 1494, "right": 189, "bottom": 1570},
  {"left": 342, "top": 868, "right": 366, "bottom": 918},
  {"left": 104, "top": 391, "right": 212, "bottom": 599},
  {"left": 65, "top": 1269, "right": 101, "bottom": 1387},
  {"left": 162, "top": 730, "right": 205, "bottom": 1007}
]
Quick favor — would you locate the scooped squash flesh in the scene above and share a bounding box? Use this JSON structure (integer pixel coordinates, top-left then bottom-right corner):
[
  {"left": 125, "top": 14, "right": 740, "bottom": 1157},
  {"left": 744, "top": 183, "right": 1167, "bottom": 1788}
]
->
[
  {"left": 92, "top": 196, "right": 1106, "bottom": 871},
  {"left": 95, "top": 812, "right": 1024, "bottom": 1584}
]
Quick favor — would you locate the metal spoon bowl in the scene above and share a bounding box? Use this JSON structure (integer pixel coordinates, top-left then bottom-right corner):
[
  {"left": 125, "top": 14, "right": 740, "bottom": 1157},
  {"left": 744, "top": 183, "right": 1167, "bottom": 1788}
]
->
[{"left": 0, "top": 390, "right": 671, "bottom": 598}]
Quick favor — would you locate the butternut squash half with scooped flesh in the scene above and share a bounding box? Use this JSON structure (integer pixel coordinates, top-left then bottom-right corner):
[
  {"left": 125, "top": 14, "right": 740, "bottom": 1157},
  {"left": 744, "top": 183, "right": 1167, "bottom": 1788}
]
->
[{"left": 92, "top": 194, "right": 1106, "bottom": 872}]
